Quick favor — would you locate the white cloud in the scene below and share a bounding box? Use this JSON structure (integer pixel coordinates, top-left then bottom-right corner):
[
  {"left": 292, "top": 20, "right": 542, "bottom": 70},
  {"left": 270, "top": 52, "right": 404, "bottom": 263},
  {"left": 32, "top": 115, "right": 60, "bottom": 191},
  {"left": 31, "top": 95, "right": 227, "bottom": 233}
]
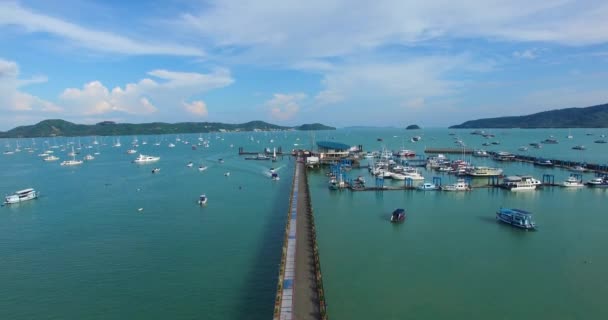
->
[
  {"left": 60, "top": 68, "right": 233, "bottom": 117},
  {"left": 266, "top": 93, "right": 306, "bottom": 120},
  {"left": 513, "top": 49, "right": 540, "bottom": 59},
  {"left": 183, "top": 100, "right": 208, "bottom": 117},
  {"left": 0, "top": 58, "right": 61, "bottom": 115},
  {"left": 0, "top": 2, "right": 203, "bottom": 56}
]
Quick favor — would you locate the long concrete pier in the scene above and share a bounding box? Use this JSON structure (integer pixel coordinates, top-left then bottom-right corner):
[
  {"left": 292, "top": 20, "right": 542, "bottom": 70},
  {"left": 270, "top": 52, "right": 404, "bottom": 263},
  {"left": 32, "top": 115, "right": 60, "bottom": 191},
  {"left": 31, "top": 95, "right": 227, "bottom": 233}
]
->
[{"left": 274, "top": 157, "right": 325, "bottom": 320}]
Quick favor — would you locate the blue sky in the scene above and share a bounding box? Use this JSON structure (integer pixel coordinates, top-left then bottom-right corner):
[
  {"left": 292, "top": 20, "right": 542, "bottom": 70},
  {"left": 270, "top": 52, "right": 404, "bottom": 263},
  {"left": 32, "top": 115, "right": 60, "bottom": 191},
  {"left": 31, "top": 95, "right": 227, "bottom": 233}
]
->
[{"left": 1, "top": 0, "right": 608, "bottom": 130}]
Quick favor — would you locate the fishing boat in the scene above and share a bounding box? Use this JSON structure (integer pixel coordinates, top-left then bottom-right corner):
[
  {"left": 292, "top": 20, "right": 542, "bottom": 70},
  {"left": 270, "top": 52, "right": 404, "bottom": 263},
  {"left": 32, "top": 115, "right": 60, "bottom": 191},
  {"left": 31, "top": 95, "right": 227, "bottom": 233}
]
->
[
  {"left": 133, "top": 154, "right": 160, "bottom": 164},
  {"left": 496, "top": 208, "right": 536, "bottom": 230},
  {"left": 390, "top": 208, "right": 406, "bottom": 223},
  {"left": 572, "top": 145, "right": 586, "bottom": 150},
  {"left": 4, "top": 188, "right": 38, "bottom": 204},
  {"left": 466, "top": 166, "right": 503, "bottom": 177},
  {"left": 561, "top": 175, "right": 584, "bottom": 188},
  {"left": 271, "top": 172, "right": 280, "bottom": 181},
  {"left": 534, "top": 158, "right": 553, "bottom": 166},
  {"left": 418, "top": 182, "right": 439, "bottom": 191},
  {"left": 586, "top": 177, "right": 608, "bottom": 188},
  {"left": 502, "top": 176, "right": 540, "bottom": 191},
  {"left": 198, "top": 194, "right": 208, "bottom": 206},
  {"left": 441, "top": 179, "right": 470, "bottom": 191}
]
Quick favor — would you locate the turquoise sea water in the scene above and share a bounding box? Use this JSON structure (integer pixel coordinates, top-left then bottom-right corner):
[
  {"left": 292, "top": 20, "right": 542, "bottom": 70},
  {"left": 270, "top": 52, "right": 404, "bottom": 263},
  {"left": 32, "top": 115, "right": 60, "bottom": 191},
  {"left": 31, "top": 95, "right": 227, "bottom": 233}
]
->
[{"left": 1, "top": 128, "right": 607, "bottom": 319}]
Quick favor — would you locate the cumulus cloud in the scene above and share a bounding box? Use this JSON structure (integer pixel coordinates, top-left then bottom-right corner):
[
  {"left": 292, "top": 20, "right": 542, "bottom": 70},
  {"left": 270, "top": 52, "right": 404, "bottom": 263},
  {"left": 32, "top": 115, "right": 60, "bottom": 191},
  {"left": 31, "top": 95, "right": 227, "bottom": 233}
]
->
[
  {"left": 0, "top": 58, "right": 60, "bottom": 114},
  {"left": 266, "top": 93, "right": 306, "bottom": 120},
  {"left": 0, "top": 2, "right": 203, "bottom": 56},
  {"left": 183, "top": 100, "right": 208, "bottom": 117},
  {"left": 60, "top": 68, "right": 233, "bottom": 117}
]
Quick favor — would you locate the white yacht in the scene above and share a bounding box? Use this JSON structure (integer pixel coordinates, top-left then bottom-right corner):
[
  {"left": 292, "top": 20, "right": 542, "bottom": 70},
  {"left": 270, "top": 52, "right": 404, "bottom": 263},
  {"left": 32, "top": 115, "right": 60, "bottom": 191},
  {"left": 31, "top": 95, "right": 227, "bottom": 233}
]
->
[
  {"left": 43, "top": 155, "right": 59, "bottom": 161},
  {"left": 561, "top": 175, "right": 584, "bottom": 188},
  {"left": 61, "top": 147, "right": 83, "bottom": 166},
  {"left": 133, "top": 154, "right": 160, "bottom": 164},
  {"left": 84, "top": 154, "right": 95, "bottom": 161},
  {"left": 441, "top": 179, "right": 470, "bottom": 191},
  {"left": 198, "top": 165, "right": 208, "bottom": 172},
  {"left": 390, "top": 172, "right": 407, "bottom": 180},
  {"left": 467, "top": 166, "right": 503, "bottom": 177},
  {"left": 503, "top": 176, "right": 541, "bottom": 191},
  {"left": 4, "top": 188, "right": 38, "bottom": 204}
]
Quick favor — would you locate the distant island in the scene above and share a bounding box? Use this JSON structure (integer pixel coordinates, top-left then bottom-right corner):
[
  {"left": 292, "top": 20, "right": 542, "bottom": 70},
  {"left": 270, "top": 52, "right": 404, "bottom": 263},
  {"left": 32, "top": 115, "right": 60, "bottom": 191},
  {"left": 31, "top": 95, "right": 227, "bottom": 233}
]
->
[
  {"left": 0, "top": 119, "right": 336, "bottom": 138},
  {"left": 405, "top": 124, "right": 421, "bottom": 130},
  {"left": 450, "top": 103, "right": 608, "bottom": 128}
]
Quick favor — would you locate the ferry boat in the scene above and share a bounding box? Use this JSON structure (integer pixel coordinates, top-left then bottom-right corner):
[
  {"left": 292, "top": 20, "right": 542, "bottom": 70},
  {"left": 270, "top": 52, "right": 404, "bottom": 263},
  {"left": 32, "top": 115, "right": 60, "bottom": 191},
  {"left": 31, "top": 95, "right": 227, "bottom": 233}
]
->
[
  {"left": 418, "top": 182, "right": 439, "bottom": 191},
  {"left": 390, "top": 208, "right": 406, "bottom": 223},
  {"left": 561, "top": 175, "right": 584, "bottom": 188},
  {"left": 572, "top": 145, "right": 586, "bottom": 150},
  {"left": 502, "top": 175, "right": 541, "bottom": 191},
  {"left": 133, "top": 154, "right": 160, "bottom": 164},
  {"left": 496, "top": 208, "right": 536, "bottom": 230},
  {"left": 4, "top": 188, "right": 38, "bottom": 204},
  {"left": 534, "top": 159, "right": 553, "bottom": 167},
  {"left": 586, "top": 177, "right": 608, "bottom": 188},
  {"left": 198, "top": 194, "right": 208, "bottom": 206},
  {"left": 466, "top": 166, "right": 503, "bottom": 177},
  {"left": 493, "top": 152, "right": 515, "bottom": 161},
  {"left": 441, "top": 179, "right": 470, "bottom": 191}
]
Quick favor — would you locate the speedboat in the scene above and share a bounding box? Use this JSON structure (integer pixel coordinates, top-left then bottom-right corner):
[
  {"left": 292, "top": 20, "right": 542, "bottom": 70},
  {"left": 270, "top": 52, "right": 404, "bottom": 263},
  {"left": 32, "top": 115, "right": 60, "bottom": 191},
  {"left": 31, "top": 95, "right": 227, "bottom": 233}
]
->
[
  {"left": 418, "top": 182, "right": 439, "bottom": 191},
  {"left": 187, "top": 162, "right": 193, "bottom": 167},
  {"left": 561, "top": 175, "right": 584, "bottom": 188},
  {"left": 198, "top": 165, "right": 208, "bottom": 171},
  {"left": 4, "top": 188, "right": 38, "bottom": 204},
  {"left": 151, "top": 168, "right": 160, "bottom": 174},
  {"left": 198, "top": 194, "right": 208, "bottom": 206},
  {"left": 224, "top": 172, "right": 231, "bottom": 177},
  {"left": 271, "top": 172, "right": 280, "bottom": 181},
  {"left": 572, "top": 145, "right": 586, "bottom": 150},
  {"left": 441, "top": 179, "right": 470, "bottom": 191},
  {"left": 502, "top": 175, "right": 541, "bottom": 191},
  {"left": 269, "top": 168, "right": 276, "bottom": 174},
  {"left": 586, "top": 177, "right": 608, "bottom": 188},
  {"left": 496, "top": 208, "right": 536, "bottom": 230},
  {"left": 390, "top": 208, "right": 406, "bottom": 223},
  {"left": 534, "top": 159, "right": 553, "bottom": 167},
  {"left": 133, "top": 154, "right": 160, "bottom": 164}
]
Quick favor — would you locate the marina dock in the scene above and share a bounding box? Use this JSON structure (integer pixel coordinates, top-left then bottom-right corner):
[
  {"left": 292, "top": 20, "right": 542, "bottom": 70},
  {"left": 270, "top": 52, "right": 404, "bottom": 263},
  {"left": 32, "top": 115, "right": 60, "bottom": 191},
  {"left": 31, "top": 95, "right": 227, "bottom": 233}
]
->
[{"left": 274, "top": 157, "right": 326, "bottom": 320}]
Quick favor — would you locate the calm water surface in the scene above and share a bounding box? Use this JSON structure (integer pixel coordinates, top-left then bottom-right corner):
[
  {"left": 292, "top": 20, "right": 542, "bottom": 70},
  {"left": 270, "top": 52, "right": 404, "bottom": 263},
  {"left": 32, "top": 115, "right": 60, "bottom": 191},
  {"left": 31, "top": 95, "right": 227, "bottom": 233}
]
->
[{"left": 1, "top": 128, "right": 607, "bottom": 319}]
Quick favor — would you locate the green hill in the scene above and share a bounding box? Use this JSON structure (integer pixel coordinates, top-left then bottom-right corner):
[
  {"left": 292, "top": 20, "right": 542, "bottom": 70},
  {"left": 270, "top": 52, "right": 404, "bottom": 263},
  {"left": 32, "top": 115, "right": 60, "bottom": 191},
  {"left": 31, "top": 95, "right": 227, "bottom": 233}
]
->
[
  {"left": 0, "top": 119, "right": 334, "bottom": 138},
  {"left": 450, "top": 103, "right": 608, "bottom": 128},
  {"left": 293, "top": 123, "right": 335, "bottom": 131},
  {"left": 405, "top": 124, "right": 421, "bottom": 130}
]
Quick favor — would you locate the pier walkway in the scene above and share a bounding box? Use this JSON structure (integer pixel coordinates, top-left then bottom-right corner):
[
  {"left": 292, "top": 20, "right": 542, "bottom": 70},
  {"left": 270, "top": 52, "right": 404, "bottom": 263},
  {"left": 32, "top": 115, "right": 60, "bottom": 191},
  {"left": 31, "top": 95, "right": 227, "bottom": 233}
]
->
[{"left": 274, "top": 158, "right": 323, "bottom": 320}]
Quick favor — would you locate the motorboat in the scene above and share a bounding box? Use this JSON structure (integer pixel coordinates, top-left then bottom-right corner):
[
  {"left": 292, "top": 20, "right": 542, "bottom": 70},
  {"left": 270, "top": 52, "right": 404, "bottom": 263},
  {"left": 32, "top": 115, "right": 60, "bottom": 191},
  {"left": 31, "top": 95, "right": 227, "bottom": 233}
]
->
[
  {"left": 441, "top": 179, "right": 470, "bottom": 191},
  {"left": 403, "top": 169, "right": 425, "bottom": 181},
  {"left": 569, "top": 165, "right": 587, "bottom": 172},
  {"left": 529, "top": 142, "right": 542, "bottom": 149},
  {"left": 572, "top": 145, "right": 586, "bottom": 150},
  {"left": 466, "top": 166, "right": 503, "bottom": 177},
  {"left": 561, "top": 175, "right": 584, "bottom": 187},
  {"left": 328, "top": 177, "right": 346, "bottom": 190},
  {"left": 542, "top": 138, "right": 559, "bottom": 144},
  {"left": 496, "top": 208, "right": 536, "bottom": 230},
  {"left": 4, "top": 188, "right": 38, "bottom": 204},
  {"left": 187, "top": 162, "right": 194, "bottom": 167},
  {"left": 594, "top": 139, "right": 607, "bottom": 144},
  {"left": 271, "top": 172, "right": 280, "bottom": 181},
  {"left": 473, "top": 150, "right": 489, "bottom": 157},
  {"left": 198, "top": 165, "right": 208, "bottom": 171},
  {"left": 586, "top": 177, "right": 608, "bottom": 187},
  {"left": 84, "top": 154, "right": 95, "bottom": 161},
  {"left": 133, "top": 154, "right": 160, "bottom": 164},
  {"left": 390, "top": 208, "right": 406, "bottom": 223},
  {"left": 390, "top": 172, "right": 407, "bottom": 180},
  {"left": 534, "top": 159, "right": 553, "bottom": 167},
  {"left": 224, "top": 172, "right": 231, "bottom": 177},
  {"left": 151, "top": 168, "right": 160, "bottom": 174},
  {"left": 518, "top": 146, "right": 528, "bottom": 151},
  {"left": 43, "top": 155, "right": 59, "bottom": 161},
  {"left": 396, "top": 149, "right": 416, "bottom": 157},
  {"left": 168, "top": 143, "right": 176, "bottom": 148},
  {"left": 198, "top": 194, "right": 208, "bottom": 205},
  {"left": 126, "top": 149, "right": 137, "bottom": 154},
  {"left": 502, "top": 175, "right": 541, "bottom": 191},
  {"left": 418, "top": 182, "right": 439, "bottom": 191},
  {"left": 218, "top": 159, "right": 225, "bottom": 164}
]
